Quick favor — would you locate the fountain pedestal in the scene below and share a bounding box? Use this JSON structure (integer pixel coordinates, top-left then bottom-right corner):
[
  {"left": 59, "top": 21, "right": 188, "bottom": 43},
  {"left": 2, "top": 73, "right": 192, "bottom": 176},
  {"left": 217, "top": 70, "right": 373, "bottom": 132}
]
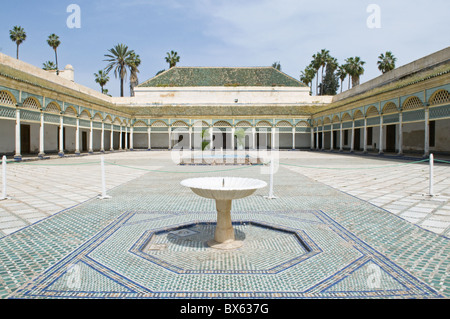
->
[
  {"left": 208, "top": 199, "right": 243, "bottom": 250},
  {"left": 181, "top": 177, "right": 267, "bottom": 250}
]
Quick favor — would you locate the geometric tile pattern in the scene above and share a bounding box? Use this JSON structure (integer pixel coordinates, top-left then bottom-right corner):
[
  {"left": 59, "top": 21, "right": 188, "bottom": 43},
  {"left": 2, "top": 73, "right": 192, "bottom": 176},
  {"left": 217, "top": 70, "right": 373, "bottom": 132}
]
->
[
  {"left": 1, "top": 154, "right": 449, "bottom": 299},
  {"left": 11, "top": 210, "right": 443, "bottom": 299}
]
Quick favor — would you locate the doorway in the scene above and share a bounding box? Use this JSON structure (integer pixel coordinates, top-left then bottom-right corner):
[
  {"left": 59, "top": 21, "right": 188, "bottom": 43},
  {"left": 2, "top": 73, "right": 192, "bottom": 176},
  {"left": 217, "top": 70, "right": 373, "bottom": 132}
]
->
[
  {"left": 386, "top": 125, "right": 396, "bottom": 152},
  {"left": 21, "top": 124, "right": 31, "bottom": 154},
  {"left": 354, "top": 128, "right": 361, "bottom": 151},
  {"left": 82, "top": 132, "right": 88, "bottom": 152}
]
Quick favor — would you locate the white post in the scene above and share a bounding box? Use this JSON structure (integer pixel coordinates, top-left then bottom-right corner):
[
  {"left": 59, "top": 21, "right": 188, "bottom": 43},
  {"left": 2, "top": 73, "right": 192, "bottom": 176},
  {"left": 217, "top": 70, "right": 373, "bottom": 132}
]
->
[
  {"left": 429, "top": 153, "right": 434, "bottom": 197},
  {"left": 98, "top": 156, "right": 111, "bottom": 200},
  {"left": 265, "top": 154, "right": 278, "bottom": 199},
  {"left": 1, "top": 156, "right": 8, "bottom": 200}
]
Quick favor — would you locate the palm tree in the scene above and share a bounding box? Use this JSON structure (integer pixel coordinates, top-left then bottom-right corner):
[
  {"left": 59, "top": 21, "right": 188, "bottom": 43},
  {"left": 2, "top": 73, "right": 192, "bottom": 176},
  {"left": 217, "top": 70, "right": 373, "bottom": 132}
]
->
[
  {"left": 311, "top": 53, "right": 322, "bottom": 96},
  {"left": 377, "top": 51, "right": 397, "bottom": 74},
  {"left": 272, "top": 61, "right": 281, "bottom": 71},
  {"left": 165, "top": 50, "right": 180, "bottom": 68},
  {"left": 104, "top": 44, "right": 134, "bottom": 97},
  {"left": 345, "top": 57, "right": 366, "bottom": 88},
  {"left": 128, "top": 51, "right": 141, "bottom": 97},
  {"left": 319, "top": 49, "right": 331, "bottom": 94},
  {"left": 9, "top": 26, "right": 26, "bottom": 59},
  {"left": 47, "top": 34, "right": 61, "bottom": 75},
  {"left": 42, "top": 61, "right": 57, "bottom": 71},
  {"left": 300, "top": 64, "right": 316, "bottom": 95},
  {"left": 336, "top": 65, "right": 348, "bottom": 93},
  {"left": 94, "top": 70, "right": 110, "bottom": 94}
]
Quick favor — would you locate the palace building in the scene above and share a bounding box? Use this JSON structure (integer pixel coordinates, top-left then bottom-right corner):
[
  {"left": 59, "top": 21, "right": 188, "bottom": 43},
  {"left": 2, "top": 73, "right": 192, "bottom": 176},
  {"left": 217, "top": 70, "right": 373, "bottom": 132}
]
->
[{"left": 0, "top": 47, "right": 449, "bottom": 160}]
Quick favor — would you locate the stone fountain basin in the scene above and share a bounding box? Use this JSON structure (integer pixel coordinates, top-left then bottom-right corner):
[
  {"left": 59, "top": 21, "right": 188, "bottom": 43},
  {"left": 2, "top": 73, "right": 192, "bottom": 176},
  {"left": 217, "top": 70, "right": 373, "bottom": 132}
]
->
[
  {"left": 181, "top": 177, "right": 267, "bottom": 250},
  {"left": 180, "top": 177, "right": 267, "bottom": 200}
]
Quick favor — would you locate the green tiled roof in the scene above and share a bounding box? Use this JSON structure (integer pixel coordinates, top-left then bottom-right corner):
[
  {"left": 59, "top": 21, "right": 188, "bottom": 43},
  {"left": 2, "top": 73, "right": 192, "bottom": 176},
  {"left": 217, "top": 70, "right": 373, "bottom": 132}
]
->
[{"left": 138, "top": 67, "right": 306, "bottom": 88}]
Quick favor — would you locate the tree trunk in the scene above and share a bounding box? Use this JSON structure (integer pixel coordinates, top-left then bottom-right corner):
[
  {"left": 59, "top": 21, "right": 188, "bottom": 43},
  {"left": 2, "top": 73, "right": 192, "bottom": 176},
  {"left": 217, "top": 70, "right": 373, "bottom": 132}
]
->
[
  {"left": 120, "top": 77, "right": 124, "bottom": 97},
  {"left": 16, "top": 44, "right": 19, "bottom": 59},
  {"left": 315, "top": 72, "right": 319, "bottom": 96},
  {"left": 54, "top": 49, "right": 59, "bottom": 75},
  {"left": 321, "top": 66, "right": 325, "bottom": 95},
  {"left": 352, "top": 76, "right": 359, "bottom": 88}
]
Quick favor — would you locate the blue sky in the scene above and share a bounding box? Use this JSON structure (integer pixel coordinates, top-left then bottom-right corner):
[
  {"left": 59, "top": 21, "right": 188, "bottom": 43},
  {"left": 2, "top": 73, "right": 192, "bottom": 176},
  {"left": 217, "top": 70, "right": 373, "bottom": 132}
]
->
[{"left": 1, "top": 0, "right": 449, "bottom": 97}]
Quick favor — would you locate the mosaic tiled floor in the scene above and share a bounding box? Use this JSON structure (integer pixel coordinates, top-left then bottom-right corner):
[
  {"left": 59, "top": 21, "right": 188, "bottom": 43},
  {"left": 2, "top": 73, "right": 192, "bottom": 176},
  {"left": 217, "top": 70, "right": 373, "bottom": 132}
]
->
[{"left": 1, "top": 158, "right": 449, "bottom": 299}]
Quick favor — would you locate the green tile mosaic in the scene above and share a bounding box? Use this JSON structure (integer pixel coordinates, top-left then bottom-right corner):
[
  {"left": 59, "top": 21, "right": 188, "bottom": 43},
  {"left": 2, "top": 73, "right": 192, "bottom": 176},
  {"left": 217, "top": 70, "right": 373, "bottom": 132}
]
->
[{"left": 0, "top": 161, "right": 449, "bottom": 299}]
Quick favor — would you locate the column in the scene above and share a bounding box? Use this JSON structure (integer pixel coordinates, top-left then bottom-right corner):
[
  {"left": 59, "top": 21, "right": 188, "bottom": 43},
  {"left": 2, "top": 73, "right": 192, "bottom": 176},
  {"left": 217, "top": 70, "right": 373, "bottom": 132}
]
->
[
  {"left": 398, "top": 111, "right": 403, "bottom": 156},
  {"left": 14, "top": 108, "right": 21, "bottom": 160},
  {"left": 75, "top": 117, "right": 80, "bottom": 155},
  {"left": 110, "top": 124, "right": 114, "bottom": 151},
  {"left": 168, "top": 126, "right": 172, "bottom": 150},
  {"left": 124, "top": 125, "right": 128, "bottom": 150},
  {"left": 424, "top": 107, "right": 430, "bottom": 157},
  {"left": 350, "top": 120, "right": 355, "bottom": 153},
  {"left": 363, "top": 118, "right": 368, "bottom": 153},
  {"left": 339, "top": 123, "right": 343, "bottom": 152},
  {"left": 119, "top": 125, "right": 123, "bottom": 150},
  {"left": 101, "top": 121, "right": 105, "bottom": 153},
  {"left": 38, "top": 111, "right": 45, "bottom": 158},
  {"left": 379, "top": 114, "right": 384, "bottom": 155},
  {"left": 89, "top": 119, "right": 93, "bottom": 153},
  {"left": 231, "top": 127, "right": 235, "bottom": 151},
  {"left": 315, "top": 128, "right": 319, "bottom": 150},
  {"left": 321, "top": 125, "right": 324, "bottom": 151},
  {"left": 188, "top": 126, "right": 192, "bottom": 150},
  {"left": 310, "top": 126, "right": 314, "bottom": 150},
  {"left": 292, "top": 127, "right": 296, "bottom": 150},
  {"left": 271, "top": 127, "right": 276, "bottom": 150},
  {"left": 130, "top": 126, "right": 134, "bottom": 151},
  {"left": 148, "top": 127, "right": 151, "bottom": 150},
  {"left": 58, "top": 114, "right": 64, "bottom": 157},
  {"left": 209, "top": 126, "right": 213, "bottom": 150},
  {"left": 252, "top": 127, "right": 256, "bottom": 150},
  {"left": 330, "top": 126, "right": 334, "bottom": 151}
]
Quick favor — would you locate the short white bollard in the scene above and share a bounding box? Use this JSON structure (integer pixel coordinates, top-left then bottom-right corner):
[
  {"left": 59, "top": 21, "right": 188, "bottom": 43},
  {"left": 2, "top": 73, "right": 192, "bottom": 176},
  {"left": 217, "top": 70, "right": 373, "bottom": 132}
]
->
[
  {"left": 264, "top": 156, "right": 278, "bottom": 200},
  {"left": 98, "top": 156, "right": 111, "bottom": 200},
  {"left": 1, "top": 156, "right": 8, "bottom": 200},
  {"left": 429, "top": 153, "right": 434, "bottom": 197}
]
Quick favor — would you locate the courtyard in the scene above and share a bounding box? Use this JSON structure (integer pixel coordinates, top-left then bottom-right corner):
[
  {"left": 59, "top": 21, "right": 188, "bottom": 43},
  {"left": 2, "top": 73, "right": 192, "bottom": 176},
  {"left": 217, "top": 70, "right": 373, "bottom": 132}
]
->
[{"left": 0, "top": 150, "right": 449, "bottom": 299}]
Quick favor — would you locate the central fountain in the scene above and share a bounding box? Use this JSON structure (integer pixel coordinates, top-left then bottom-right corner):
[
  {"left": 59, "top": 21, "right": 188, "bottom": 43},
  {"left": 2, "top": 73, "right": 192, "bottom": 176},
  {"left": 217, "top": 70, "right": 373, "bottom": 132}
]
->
[{"left": 181, "top": 177, "right": 267, "bottom": 250}]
